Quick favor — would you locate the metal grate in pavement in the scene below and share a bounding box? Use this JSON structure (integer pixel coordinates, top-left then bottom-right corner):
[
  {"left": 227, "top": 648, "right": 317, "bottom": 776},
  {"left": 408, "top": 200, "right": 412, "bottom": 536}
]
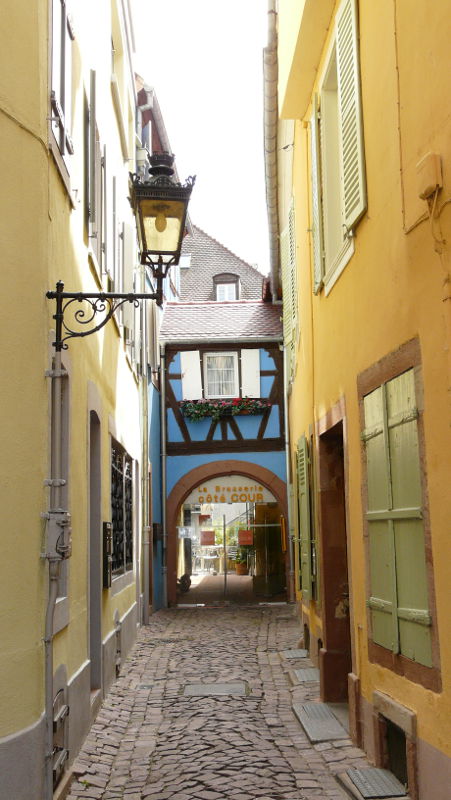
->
[
  {"left": 282, "top": 649, "right": 308, "bottom": 659},
  {"left": 346, "top": 768, "right": 408, "bottom": 798},
  {"left": 293, "top": 702, "right": 349, "bottom": 742},
  {"left": 294, "top": 667, "right": 320, "bottom": 682},
  {"left": 183, "top": 681, "right": 247, "bottom": 696}
]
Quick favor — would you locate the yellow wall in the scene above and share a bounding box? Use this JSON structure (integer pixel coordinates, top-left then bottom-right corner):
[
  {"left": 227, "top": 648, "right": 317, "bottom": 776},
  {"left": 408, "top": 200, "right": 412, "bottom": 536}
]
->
[
  {"left": 0, "top": 0, "right": 141, "bottom": 737},
  {"left": 280, "top": 0, "right": 451, "bottom": 760}
]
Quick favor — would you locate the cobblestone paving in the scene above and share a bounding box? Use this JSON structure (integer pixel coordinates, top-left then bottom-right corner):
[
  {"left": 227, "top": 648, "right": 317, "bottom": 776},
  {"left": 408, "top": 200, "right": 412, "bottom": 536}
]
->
[{"left": 68, "top": 606, "right": 370, "bottom": 799}]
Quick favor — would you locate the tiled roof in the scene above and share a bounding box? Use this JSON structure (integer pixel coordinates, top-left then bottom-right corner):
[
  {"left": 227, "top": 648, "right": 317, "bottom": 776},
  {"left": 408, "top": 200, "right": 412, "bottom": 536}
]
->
[
  {"left": 179, "top": 226, "right": 265, "bottom": 302},
  {"left": 160, "top": 301, "right": 282, "bottom": 342}
]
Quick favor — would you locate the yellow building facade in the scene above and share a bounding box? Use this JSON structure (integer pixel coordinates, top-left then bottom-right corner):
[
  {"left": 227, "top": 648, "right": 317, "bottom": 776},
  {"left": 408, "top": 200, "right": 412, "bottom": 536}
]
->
[
  {"left": 271, "top": 0, "right": 451, "bottom": 796},
  {"left": 0, "top": 1, "right": 146, "bottom": 796}
]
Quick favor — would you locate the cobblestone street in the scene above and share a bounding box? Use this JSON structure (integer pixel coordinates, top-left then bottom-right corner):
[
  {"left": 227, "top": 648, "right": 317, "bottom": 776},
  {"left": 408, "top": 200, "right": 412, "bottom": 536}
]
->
[{"left": 68, "top": 605, "right": 370, "bottom": 800}]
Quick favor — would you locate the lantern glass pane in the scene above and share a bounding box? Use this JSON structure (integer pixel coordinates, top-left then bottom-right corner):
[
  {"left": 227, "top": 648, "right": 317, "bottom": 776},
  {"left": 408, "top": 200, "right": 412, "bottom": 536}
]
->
[{"left": 140, "top": 198, "right": 185, "bottom": 254}]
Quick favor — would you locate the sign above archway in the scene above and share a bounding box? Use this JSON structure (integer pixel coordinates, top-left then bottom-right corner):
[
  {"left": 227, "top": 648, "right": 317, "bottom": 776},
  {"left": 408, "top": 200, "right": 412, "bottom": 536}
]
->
[{"left": 185, "top": 475, "right": 277, "bottom": 505}]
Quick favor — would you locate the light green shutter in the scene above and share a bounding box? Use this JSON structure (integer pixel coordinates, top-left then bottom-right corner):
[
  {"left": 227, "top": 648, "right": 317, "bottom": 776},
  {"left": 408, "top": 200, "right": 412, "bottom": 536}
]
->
[
  {"left": 288, "top": 203, "right": 298, "bottom": 333},
  {"left": 363, "top": 370, "right": 432, "bottom": 666},
  {"left": 297, "top": 435, "right": 312, "bottom": 603},
  {"left": 280, "top": 226, "right": 292, "bottom": 346},
  {"left": 281, "top": 207, "right": 297, "bottom": 383},
  {"left": 336, "top": 0, "right": 367, "bottom": 231},
  {"left": 310, "top": 94, "right": 324, "bottom": 294}
]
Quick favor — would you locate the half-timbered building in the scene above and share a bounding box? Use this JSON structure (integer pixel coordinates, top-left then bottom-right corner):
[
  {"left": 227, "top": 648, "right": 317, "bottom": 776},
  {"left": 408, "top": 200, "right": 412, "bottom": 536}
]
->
[{"left": 159, "top": 229, "right": 288, "bottom": 605}]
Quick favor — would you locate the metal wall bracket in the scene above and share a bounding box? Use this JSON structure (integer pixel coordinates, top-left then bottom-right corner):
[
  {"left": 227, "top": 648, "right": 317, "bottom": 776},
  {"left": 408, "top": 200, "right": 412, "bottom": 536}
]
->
[{"left": 46, "top": 280, "right": 161, "bottom": 351}]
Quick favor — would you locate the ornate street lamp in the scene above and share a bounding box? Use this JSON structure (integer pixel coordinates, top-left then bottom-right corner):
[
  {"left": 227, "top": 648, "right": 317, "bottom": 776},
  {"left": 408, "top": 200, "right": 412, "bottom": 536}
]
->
[
  {"left": 46, "top": 151, "right": 195, "bottom": 351},
  {"left": 129, "top": 151, "right": 195, "bottom": 272}
]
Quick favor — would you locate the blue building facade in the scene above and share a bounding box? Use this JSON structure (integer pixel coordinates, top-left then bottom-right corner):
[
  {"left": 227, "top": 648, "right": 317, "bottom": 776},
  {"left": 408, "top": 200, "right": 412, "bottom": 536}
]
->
[{"left": 160, "top": 296, "right": 287, "bottom": 605}]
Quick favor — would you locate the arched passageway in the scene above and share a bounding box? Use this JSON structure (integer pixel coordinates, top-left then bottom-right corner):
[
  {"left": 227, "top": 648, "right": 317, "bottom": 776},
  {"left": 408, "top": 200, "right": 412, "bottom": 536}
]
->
[{"left": 166, "top": 460, "right": 288, "bottom": 605}]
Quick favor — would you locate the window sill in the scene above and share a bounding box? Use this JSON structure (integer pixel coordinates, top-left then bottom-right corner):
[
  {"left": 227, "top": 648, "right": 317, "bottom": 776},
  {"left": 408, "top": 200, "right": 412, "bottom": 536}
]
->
[
  {"left": 368, "top": 640, "right": 441, "bottom": 692},
  {"left": 111, "top": 569, "right": 134, "bottom": 595}
]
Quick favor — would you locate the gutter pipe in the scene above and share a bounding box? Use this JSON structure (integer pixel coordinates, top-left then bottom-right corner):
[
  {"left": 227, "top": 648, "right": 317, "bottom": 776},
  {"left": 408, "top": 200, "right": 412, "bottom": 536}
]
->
[
  {"left": 160, "top": 343, "right": 168, "bottom": 607},
  {"left": 263, "top": 0, "right": 280, "bottom": 300},
  {"left": 159, "top": 336, "right": 283, "bottom": 348},
  {"left": 141, "top": 267, "right": 150, "bottom": 625},
  {"left": 44, "top": 349, "right": 70, "bottom": 799},
  {"left": 264, "top": 2, "right": 294, "bottom": 598}
]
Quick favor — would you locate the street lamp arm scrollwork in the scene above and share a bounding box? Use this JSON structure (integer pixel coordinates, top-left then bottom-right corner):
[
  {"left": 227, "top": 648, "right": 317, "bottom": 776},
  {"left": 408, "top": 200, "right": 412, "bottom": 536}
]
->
[
  {"left": 46, "top": 151, "right": 195, "bottom": 353},
  {"left": 46, "top": 280, "right": 157, "bottom": 352}
]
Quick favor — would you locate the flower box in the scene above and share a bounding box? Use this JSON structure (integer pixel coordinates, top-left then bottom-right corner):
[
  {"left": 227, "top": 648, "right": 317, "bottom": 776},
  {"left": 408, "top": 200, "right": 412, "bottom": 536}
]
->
[{"left": 179, "top": 397, "right": 271, "bottom": 422}]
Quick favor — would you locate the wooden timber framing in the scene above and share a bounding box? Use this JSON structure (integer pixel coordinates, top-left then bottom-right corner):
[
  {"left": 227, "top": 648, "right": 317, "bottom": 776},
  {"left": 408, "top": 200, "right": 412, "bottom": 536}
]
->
[{"left": 165, "top": 343, "right": 285, "bottom": 455}]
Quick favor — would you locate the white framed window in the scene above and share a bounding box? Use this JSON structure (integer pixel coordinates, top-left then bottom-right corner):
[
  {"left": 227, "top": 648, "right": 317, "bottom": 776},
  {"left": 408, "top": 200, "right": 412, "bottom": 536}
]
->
[
  {"left": 51, "top": 0, "right": 74, "bottom": 160},
  {"left": 216, "top": 282, "right": 238, "bottom": 301},
  {"left": 204, "top": 352, "right": 239, "bottom": 398},
  {"left": 213, "top": 273, "right": 240, "bottom": 301},
  {"left": 310, "top": 0, "right": 366, "bottom": 295}
]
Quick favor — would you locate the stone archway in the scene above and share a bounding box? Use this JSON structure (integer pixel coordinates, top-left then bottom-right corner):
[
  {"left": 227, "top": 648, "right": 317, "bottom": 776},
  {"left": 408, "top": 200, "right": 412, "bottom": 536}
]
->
[{"left": 166, "top": 460, "right": 288, "bottom": 605}]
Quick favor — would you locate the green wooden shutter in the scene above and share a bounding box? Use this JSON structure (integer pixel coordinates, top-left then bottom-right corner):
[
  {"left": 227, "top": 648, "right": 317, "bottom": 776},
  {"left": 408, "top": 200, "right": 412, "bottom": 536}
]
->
[
  {"left": 363, "top": 370, "right": 432, "bottom": 666},
  {"left": 288, "top": 203, "right": 298, "bottom": 333},
  {"left": 336, "top": 0, "right": 367, "bottom": 231},
  {"left": 310, "top": 94, "right": 325, "bottom": 294},
  {"left": 280, "top": 226, "right": 292, "bottom": 345},
  {"left": 297, "top": 435, "right": 312, "bottom": 604},
  {"left": 281, "top": 214, "right": 296, "bottom": 383}
]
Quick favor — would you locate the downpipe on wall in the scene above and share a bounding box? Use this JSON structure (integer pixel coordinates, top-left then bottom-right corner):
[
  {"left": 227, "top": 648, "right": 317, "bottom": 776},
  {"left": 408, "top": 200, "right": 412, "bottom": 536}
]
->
[
  {"left": 141, "top": 266, "right": 151, "bottom": 625},
  {"left": 282, "top": 343, "right": 295, "bottom": 602},
  {"left": 43, "top": 348, "right": 71, "bottom": 799},
  {"left": 160, "top": 343, "right": 168, "bottom": 607}
]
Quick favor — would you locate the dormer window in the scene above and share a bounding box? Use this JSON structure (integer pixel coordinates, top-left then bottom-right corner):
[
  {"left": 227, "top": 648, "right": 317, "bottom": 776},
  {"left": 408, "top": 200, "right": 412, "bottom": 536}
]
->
[{"left": 213, "top": 273, "right": 240, "bottom": 301}]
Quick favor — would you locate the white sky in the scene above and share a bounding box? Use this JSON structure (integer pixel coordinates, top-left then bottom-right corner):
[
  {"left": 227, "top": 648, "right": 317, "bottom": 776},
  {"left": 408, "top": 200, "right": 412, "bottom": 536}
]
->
[{"left": 131, "top": 0, "right": 270, "bottom": 275}]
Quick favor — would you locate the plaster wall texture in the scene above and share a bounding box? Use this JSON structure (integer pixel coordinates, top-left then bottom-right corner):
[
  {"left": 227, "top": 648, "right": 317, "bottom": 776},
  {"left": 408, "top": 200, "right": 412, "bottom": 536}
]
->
[
  {"left": 167, "top": 451, "right": 287, "bottom": 496},
  {"left": 278, "top": 0, "right": 451, "bottom": 770},
  {"left": 0, "top": 0, "right": 142, "bottom": 771}
]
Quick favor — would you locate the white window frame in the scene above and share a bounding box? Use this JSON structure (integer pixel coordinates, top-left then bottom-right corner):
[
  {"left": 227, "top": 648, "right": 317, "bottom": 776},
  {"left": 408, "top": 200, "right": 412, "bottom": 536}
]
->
[
  {"left": 203, "top": 352, "right": 239, "bottom": 399},
  {"left": 50, "top": 0, "right": 74, "bottom": 161},
  {"left": 216, "top": 282, "right": 238, "bottom": 301}
]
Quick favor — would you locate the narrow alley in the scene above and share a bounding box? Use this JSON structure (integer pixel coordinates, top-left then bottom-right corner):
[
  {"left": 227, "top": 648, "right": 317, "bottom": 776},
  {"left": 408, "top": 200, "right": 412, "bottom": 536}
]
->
[{"left": 67, "top": 605, "right": 370, "bottom": 800}]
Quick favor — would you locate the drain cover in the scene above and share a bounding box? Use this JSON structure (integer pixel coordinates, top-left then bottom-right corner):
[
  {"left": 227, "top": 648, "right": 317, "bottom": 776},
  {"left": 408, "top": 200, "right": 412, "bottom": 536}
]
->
[
  {"left": 283, "top": 649, "right": 309, "bottom": 659},
  {"left": 184, "top": 682, "right": 247, "bottom": 696},
  {"left": 294, "top": 667, "right": 320, "bottom": 682},
  {"left": 346, "top": 768, "right": 407, "bottom": 798},
  {"left": 293, "top": 702, "right": 348, "bottom": 742}
]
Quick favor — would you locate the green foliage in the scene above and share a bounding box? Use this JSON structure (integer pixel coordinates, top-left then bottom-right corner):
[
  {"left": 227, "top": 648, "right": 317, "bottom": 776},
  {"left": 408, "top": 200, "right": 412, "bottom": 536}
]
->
[{"left": 180, "top": 397, "right": 271, "bottom": 422}]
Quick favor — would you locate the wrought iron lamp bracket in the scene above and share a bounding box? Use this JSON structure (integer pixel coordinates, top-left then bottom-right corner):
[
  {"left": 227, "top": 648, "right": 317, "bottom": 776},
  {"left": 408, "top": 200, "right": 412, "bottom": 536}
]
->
[{"left": 46, "top": 280, "right": 159, "bottom": 352}]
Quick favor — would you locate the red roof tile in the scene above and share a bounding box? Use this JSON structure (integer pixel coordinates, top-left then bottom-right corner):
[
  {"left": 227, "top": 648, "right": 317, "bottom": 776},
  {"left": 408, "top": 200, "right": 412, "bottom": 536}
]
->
[{"left": 160, "top": 301, "right": 282, "bottom": 342}]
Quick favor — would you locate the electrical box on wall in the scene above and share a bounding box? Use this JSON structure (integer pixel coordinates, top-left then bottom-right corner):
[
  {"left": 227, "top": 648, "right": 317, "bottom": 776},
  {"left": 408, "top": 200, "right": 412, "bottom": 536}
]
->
[
  {"left": 416, "top": 152, "right": 442, "bottom": 199},
  {"left": 103, "top": 521, "right": 113, "bottom": 588}
]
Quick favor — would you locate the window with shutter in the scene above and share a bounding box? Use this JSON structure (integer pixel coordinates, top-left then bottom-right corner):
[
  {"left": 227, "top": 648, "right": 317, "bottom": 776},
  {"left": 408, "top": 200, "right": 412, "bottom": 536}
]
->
[
  {"left": 180, "top": 351, "right": 203, "bottom": 400},
  {"left": 297, "top": 435, "right": 312, "bottom": 604},
  {"left": 309, "top": 0, "right": 366, "bottom": 295},
  {"left": 362, "top": 369, "right": 432, "bottom": 667},
  {"left": 122, "top": 222, "right": 137, "bottom": 358},
  {"left": 51, "top": 0, "right": 75, "bottom": 162},
  {"left": 240, "top": 349, "right": 260, "bottom": 398},
  {"left": 310, "top": 94, "right": 325, "bottom": 294},
  {"left": 281, "top": 200, "right": 297, "bottom": 382}
]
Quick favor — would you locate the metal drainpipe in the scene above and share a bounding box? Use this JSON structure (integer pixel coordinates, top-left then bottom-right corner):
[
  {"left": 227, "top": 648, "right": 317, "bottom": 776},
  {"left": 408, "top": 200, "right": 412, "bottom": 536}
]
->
[
  {"left": 264, "top": 0, "right": 280, "bottom": 300},
  {"left": 141, "top": 267, "right": 151, "bottom": 625},
  {"left": 282, "top": 344, "right": 295, "bottom": 602},
  {"left": 44, "top": 348, "right": 63, "bottom": 800},
  {"left": 160, "top": 343, "right": 168, "bottom": 607}
]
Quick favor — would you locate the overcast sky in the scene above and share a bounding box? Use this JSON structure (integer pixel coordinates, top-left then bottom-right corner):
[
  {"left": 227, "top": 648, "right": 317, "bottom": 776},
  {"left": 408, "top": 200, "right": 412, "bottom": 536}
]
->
[{"left": 132, "top": 0, "right": 270, "bottom": 275}]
